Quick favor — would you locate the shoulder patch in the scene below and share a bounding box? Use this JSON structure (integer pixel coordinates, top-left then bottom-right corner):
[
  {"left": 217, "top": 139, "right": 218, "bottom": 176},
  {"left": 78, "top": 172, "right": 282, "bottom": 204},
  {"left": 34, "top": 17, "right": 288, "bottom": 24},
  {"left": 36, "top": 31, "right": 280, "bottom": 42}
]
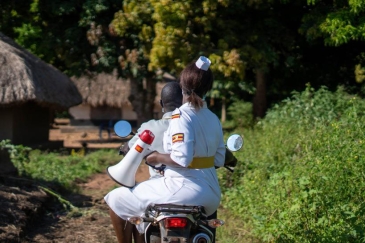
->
[
  {"left": 171, "top": 108, "right": 181, "bottom": 119},
  {"left": 171, "top": 114, "right": 180, "bottom": 119},
  {"left": 172, "top": 133, "right": 184, "bottom": 143}
]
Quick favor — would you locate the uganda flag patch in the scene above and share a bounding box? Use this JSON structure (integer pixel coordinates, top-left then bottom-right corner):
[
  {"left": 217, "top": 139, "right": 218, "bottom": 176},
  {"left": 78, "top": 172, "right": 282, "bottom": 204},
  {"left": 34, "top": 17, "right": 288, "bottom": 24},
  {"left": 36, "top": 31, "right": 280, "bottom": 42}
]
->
[
  {"left": 135, "top": 144, "right": 144, "bottom": 153},
  {"left": 171, "top": 114, "right": 180, "bottom": 119},
  {"left": 172, "top": 133, "right": 184, "bottom": 143}
]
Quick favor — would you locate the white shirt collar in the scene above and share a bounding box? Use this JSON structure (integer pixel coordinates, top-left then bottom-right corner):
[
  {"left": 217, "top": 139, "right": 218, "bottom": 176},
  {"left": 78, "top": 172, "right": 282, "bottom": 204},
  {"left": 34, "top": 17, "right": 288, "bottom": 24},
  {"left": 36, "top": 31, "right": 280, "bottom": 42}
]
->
[
  {"left": 182, "top": 101, "right": 207, "bottom": 109},
  {"left": 162, "top": 111, "right": 174, "bottom": 119}
]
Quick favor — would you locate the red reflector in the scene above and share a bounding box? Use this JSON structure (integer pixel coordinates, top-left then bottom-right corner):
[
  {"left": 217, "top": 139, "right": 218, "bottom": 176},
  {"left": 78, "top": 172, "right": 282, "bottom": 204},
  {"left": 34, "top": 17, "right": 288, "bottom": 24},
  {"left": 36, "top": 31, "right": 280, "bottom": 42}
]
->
[{"left": 164, "top": 218, "right": 188, "bottom": 228}]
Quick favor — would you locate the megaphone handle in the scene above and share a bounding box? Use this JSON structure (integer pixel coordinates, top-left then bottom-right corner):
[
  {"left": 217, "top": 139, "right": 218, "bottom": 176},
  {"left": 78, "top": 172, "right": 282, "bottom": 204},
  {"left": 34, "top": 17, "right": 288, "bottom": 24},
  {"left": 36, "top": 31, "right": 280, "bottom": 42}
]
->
[
  {"left": 145, "top": 161, "right": 166, "bottom": 172},
  {"left": 145, "top": 161, "right": 155, "bottom": 168}
]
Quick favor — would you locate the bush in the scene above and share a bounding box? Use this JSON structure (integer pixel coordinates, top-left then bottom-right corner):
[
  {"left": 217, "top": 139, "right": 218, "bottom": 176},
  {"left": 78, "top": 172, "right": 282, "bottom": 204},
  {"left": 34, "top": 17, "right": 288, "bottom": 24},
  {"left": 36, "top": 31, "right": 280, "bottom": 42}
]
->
[
  {"left": 0, "top": 142, "right": 120, "bottom": 191},
  {"left": 223, "top": 100, "right": 254, "bottom": 130},
  {"left": 219, "top": 85, "right": 365, "bottom": 242}
]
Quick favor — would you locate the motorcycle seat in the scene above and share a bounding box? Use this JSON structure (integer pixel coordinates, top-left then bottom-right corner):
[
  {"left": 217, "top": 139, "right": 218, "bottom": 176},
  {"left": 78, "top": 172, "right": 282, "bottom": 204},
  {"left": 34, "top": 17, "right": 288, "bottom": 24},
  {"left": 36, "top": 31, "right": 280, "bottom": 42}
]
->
[{"left": 147, "top": 204, "right": 206, "bottom": 216}]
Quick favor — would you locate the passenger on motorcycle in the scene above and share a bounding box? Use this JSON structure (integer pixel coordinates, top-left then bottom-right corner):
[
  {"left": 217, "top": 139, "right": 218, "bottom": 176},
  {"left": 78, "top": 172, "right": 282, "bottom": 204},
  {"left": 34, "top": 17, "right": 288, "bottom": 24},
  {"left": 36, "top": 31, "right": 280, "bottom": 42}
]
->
[
  {"left": 104, "top": 56, "right": 225, "bottom": 243},
  {"left": 105, "top": 82, "right": 183, "bottom": 243}
]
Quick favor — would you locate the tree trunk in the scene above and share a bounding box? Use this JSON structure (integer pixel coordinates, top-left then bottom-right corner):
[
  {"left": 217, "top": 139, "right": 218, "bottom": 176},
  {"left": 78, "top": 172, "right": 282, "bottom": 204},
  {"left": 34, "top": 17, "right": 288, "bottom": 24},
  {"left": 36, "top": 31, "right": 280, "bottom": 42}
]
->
[
  {"left": 128, "top": 75, "right": 156, "bottom": 127},
  {"left": 221, "top": 96, "right": 226, "bottom": 123},
  {"left": 253, "top": 69, "right": 267, "bottom": 119}
]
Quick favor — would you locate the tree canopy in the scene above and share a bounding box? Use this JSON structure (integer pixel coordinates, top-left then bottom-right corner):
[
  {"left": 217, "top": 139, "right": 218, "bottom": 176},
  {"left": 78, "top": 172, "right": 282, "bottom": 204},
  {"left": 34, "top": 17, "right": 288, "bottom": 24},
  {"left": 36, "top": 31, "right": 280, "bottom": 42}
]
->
[{"left": 1, "top": 0, "right": 364, "bottom": 122}]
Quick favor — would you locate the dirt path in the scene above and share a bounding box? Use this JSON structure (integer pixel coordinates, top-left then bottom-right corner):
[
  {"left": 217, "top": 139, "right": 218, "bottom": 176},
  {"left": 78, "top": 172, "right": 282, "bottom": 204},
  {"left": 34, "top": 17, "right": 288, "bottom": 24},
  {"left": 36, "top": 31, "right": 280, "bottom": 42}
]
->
[{"left": 0, "top": 164, "right": 150, "bottom": 243}]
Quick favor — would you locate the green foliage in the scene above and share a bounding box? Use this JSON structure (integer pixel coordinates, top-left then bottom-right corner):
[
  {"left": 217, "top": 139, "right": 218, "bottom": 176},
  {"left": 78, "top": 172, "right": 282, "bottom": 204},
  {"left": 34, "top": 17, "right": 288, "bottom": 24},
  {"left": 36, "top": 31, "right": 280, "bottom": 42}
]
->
[
  {"left": 28, "top": 149, "right": 120, "bottom": 190},
  {"left": 2, "top": 0, "right": 363, "bottom": 117},
  {"left": 216, "top": 208, "right": 261, "bottom": 243},
  {"left": 300, "top": 0, "right": 365, "bottom": 47},
  {"left": 0, "top": 140, "right": 32, "bottom": 175},
  {"left": 355, "top": 64, "right": 365, "bottom": 83},
  {"left": 219, "top": 86, "right": 365, "bottom": 242},
  {"left": 55, "top": 110, "right": 70, "bottom": 118},
  {"left": 223, "top": 100, "right": 254, "bottom": 129},
  {"left": 0, "top": 0, "right": 124, "bottom": 76},
  {"left": 298, "top": 0, "right": 365, "bottom": 91},
  {"left": 110, "top": 0, "right": 153, "bottom": 78},
  {"left": 264, "top": 85, "right": 358, "bottom": 127},
  {"left": 147, "top": 0, "right": 250, "bottom": 102},
  {"left": 0, "top": 141, "right": 119, "bottom": 191}
]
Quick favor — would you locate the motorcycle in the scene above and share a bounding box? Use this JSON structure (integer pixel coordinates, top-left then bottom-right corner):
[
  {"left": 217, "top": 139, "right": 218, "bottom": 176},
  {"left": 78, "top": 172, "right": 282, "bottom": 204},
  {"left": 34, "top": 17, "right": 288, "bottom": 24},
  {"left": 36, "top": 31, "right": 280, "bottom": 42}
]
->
[{"left": 109, "top": 120, "right": 243, "bottom": 243}]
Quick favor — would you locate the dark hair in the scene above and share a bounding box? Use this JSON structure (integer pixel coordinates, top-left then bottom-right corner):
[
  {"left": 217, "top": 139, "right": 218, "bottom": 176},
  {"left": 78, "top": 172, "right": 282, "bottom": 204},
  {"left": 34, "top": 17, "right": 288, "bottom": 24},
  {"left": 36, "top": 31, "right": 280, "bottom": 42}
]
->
[
  {"left": 161, "top": 81, "right": 183, "bottom": 112},
  {"left": 179, "top": 61, "right": 214, "bottom": 109}
]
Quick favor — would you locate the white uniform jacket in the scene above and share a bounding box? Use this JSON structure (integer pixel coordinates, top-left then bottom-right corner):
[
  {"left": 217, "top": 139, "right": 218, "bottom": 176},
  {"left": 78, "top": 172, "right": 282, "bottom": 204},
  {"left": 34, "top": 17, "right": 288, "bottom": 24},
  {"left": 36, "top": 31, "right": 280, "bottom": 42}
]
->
[
  {"left": 128, "top": 112, "right": 172, "bottom": 178},
  {"left": 104, "top": 102, "right": 225, "bottom": 233}
]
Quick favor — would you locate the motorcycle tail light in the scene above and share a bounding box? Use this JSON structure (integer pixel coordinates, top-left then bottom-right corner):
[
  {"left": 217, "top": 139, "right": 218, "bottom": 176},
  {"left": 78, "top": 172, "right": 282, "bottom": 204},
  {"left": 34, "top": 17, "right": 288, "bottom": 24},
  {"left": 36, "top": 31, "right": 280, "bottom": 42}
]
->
[
  {"left": 207, "top": 219, "right": 225, "bottom": 228},
  {"left": 164, "top": 217, "right": 188, "bottom": 228},
  {"left": 128, "top": 216, "right": 143, "bottom": 225}
]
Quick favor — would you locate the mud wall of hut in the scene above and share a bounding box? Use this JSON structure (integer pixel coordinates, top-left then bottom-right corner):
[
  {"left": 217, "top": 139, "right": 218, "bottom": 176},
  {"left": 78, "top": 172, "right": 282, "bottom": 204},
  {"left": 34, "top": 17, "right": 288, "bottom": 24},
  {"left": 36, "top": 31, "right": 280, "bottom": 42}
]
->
[{"left": 0, "top": 102, "right": 50, "bottom": 145}]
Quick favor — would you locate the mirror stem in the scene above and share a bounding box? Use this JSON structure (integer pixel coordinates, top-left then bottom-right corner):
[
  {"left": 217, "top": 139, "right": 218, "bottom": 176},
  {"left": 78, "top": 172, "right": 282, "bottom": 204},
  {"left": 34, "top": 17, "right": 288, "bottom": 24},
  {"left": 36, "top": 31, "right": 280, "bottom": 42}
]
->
[{"left": 224, "top": 166, "right": 234, "bottom": 173}]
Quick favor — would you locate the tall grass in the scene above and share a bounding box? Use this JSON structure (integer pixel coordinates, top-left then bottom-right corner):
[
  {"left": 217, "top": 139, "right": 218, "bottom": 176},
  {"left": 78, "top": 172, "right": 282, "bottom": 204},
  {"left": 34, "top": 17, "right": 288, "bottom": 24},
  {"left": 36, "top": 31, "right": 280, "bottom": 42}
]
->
[
  {"left": 26, "top": 149, "right": 120, "bottom": 189},
  {"left": 219, "top": 85, "right": 365, "bottom": 242},
  {"left": 0, "top": 142, "right": 120, "bottom": 191}
]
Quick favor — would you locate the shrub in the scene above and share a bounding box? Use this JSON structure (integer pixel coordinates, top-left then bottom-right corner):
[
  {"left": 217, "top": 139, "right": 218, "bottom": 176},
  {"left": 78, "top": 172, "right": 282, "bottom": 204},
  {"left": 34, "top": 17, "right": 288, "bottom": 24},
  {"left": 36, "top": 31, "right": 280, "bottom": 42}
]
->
[
  {"left": 0, "top": 142, "right": 120, "bottom": 191},
  {"left": 223, "top": 100, "right": 254, "bottom": 130},
  {"left": 0, "top": 140, "right": 31, "bottom": 175},
  {"left": 219, "top": 85, "right": 365, "bottom": 242}
]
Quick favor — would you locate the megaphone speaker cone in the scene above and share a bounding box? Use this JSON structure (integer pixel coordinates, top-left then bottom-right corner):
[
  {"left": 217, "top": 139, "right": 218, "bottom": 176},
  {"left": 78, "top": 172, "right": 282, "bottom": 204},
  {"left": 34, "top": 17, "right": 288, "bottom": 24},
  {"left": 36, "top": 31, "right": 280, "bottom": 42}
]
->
[
  {"left": 106, "top": 165, "right": 135, "bottom": 188},
  {"left": 106, "top": 129, "right": 155, "bottom": 188}
]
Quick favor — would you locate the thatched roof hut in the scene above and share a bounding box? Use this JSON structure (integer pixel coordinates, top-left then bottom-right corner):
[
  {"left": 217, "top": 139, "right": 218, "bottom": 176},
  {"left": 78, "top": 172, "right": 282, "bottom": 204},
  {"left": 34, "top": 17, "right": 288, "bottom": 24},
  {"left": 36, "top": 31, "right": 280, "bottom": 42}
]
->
[
  {"left": 71, "top": 70, "right": 130, "bottom": 108},
  {"left": 0, "top": 32, "right": 82, "bottom": 108},
  {"left": 69, "top": 71, "right": 175, "bottom": 126},
  {"left": 0, "top": 32, "right": 82, "bottom": 149},
  {"left": 72, "top": 70, "right": 173, "bottom": 108}
]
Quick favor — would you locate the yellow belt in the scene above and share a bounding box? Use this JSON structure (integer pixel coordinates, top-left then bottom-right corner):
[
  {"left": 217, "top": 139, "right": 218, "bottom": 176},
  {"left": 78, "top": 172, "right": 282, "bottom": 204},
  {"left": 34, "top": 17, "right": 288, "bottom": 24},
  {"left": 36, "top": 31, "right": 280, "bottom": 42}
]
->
[{"left": 188, "top": 156, "right": 215, "bottom": 169}]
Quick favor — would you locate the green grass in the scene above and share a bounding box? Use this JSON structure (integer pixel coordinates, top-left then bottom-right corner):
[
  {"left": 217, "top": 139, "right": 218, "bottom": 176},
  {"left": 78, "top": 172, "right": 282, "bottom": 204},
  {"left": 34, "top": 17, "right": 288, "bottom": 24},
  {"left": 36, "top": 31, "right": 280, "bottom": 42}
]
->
[
  {"left": 0, "top": 142, "right": 120, "bottom": 192},
  {"left": 216, "top": 207, "right": 261, "bottom": 243},
  {"left": 219, "top": 86, "right": 365, "bottom": 242},
  {"left": 3, "top": 85, "right": 365, "bottom": 242}
]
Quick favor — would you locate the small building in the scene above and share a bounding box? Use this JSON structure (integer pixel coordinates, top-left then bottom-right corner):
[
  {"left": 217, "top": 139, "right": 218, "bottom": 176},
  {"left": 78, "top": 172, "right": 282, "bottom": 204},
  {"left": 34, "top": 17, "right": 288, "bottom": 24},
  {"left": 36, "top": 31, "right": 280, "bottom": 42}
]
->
[
  {"left": 69, "top": 70, "right": 174, "bottom": 128},
  {"left": 0, "top": 32, "right": 82, "bottom": 172}
]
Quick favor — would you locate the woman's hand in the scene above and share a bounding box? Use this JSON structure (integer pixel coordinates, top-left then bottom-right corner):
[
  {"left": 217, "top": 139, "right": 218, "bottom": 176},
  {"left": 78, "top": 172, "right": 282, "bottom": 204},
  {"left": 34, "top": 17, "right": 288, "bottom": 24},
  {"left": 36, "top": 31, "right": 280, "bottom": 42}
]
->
[{"left": 145, "top": 151, "right": 160, "bottom": 166}]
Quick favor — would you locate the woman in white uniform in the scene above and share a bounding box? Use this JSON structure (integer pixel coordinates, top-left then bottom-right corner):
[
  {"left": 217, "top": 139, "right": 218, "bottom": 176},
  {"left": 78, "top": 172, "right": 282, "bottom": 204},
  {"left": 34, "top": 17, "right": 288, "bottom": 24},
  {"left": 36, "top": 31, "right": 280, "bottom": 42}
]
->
[{"left": 104, "top": 56, "right": 225, "bottom": 243}]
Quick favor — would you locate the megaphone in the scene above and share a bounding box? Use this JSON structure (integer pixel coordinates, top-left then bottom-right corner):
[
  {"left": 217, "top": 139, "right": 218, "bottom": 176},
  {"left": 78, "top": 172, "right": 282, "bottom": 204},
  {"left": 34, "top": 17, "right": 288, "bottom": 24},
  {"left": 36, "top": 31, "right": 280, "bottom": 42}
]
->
[{"left": 107, "top": 130, "right": 155, "bottom": 188}]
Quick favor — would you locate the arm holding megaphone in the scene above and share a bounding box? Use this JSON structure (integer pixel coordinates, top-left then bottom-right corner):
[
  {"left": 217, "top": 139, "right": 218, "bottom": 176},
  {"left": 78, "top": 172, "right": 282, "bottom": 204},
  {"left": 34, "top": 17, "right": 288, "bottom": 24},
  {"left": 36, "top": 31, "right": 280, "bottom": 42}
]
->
[{"left": 107, "top": 130, "right": 155, "bottom": 188}]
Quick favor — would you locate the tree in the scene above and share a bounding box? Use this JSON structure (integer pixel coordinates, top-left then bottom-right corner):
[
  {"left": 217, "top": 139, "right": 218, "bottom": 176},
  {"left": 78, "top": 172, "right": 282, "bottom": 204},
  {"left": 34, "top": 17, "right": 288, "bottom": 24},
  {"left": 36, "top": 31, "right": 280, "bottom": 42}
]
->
[
  {"left": 0, "top": 0, "right": 158, "bottom": 126},
  {"left": 113, "top": 0, "right": 306, "bottom": 120},
  {"left": 147, "top": 0, "right": 305, "bottom": 119},
  {"left": 149, "top": 0, "right": 247, "bottom": 120},
  {"left": 109, "top": 1, "right": 157, "bottom": 126},
  {"left": 0, "top": 0, "right": 123, "bottom": 76},
  {"left": 3, "top": 0, "right": 363, "bottom": 124},
  {"left": 298, "top": 0, "right": 365, "bottom": 90}
]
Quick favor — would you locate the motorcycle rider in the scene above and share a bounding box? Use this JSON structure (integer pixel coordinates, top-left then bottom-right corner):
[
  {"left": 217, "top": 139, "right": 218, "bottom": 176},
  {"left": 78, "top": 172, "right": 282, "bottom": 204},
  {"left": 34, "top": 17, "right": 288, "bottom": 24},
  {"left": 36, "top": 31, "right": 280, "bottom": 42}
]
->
[
  {"left": 105, "top": 57, "right": 238, "bottom": 243},
  {"left": 145, "top": 55, "right": 225, "bottom": 231},
  {"left": 106, "top": 81, "right": 183, "bottom": 243}
]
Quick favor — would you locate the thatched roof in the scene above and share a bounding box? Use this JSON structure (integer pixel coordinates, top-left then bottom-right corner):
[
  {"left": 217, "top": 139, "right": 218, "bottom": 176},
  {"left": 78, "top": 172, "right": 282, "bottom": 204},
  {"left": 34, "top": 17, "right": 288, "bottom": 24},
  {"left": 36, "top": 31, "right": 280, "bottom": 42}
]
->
[
  {"left": 0, "top": 32, "right": 82, "bottom": 109},
  {"left": 72, "top": 70, "right": 176, "bottom": 108},
  {"left": 72, "top": 70, "right": 130, "bottom": 108}
]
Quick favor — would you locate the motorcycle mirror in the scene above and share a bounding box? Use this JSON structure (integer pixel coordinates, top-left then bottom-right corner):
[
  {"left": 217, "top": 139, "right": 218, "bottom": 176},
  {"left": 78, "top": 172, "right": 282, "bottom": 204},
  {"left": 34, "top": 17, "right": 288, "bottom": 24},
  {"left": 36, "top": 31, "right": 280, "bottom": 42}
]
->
[
  {"left": 226, "top": 134, "right": 243, "bottom": 152},
  {"left": 114, "top": 120, "right": 134, "bottom": 138}
]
